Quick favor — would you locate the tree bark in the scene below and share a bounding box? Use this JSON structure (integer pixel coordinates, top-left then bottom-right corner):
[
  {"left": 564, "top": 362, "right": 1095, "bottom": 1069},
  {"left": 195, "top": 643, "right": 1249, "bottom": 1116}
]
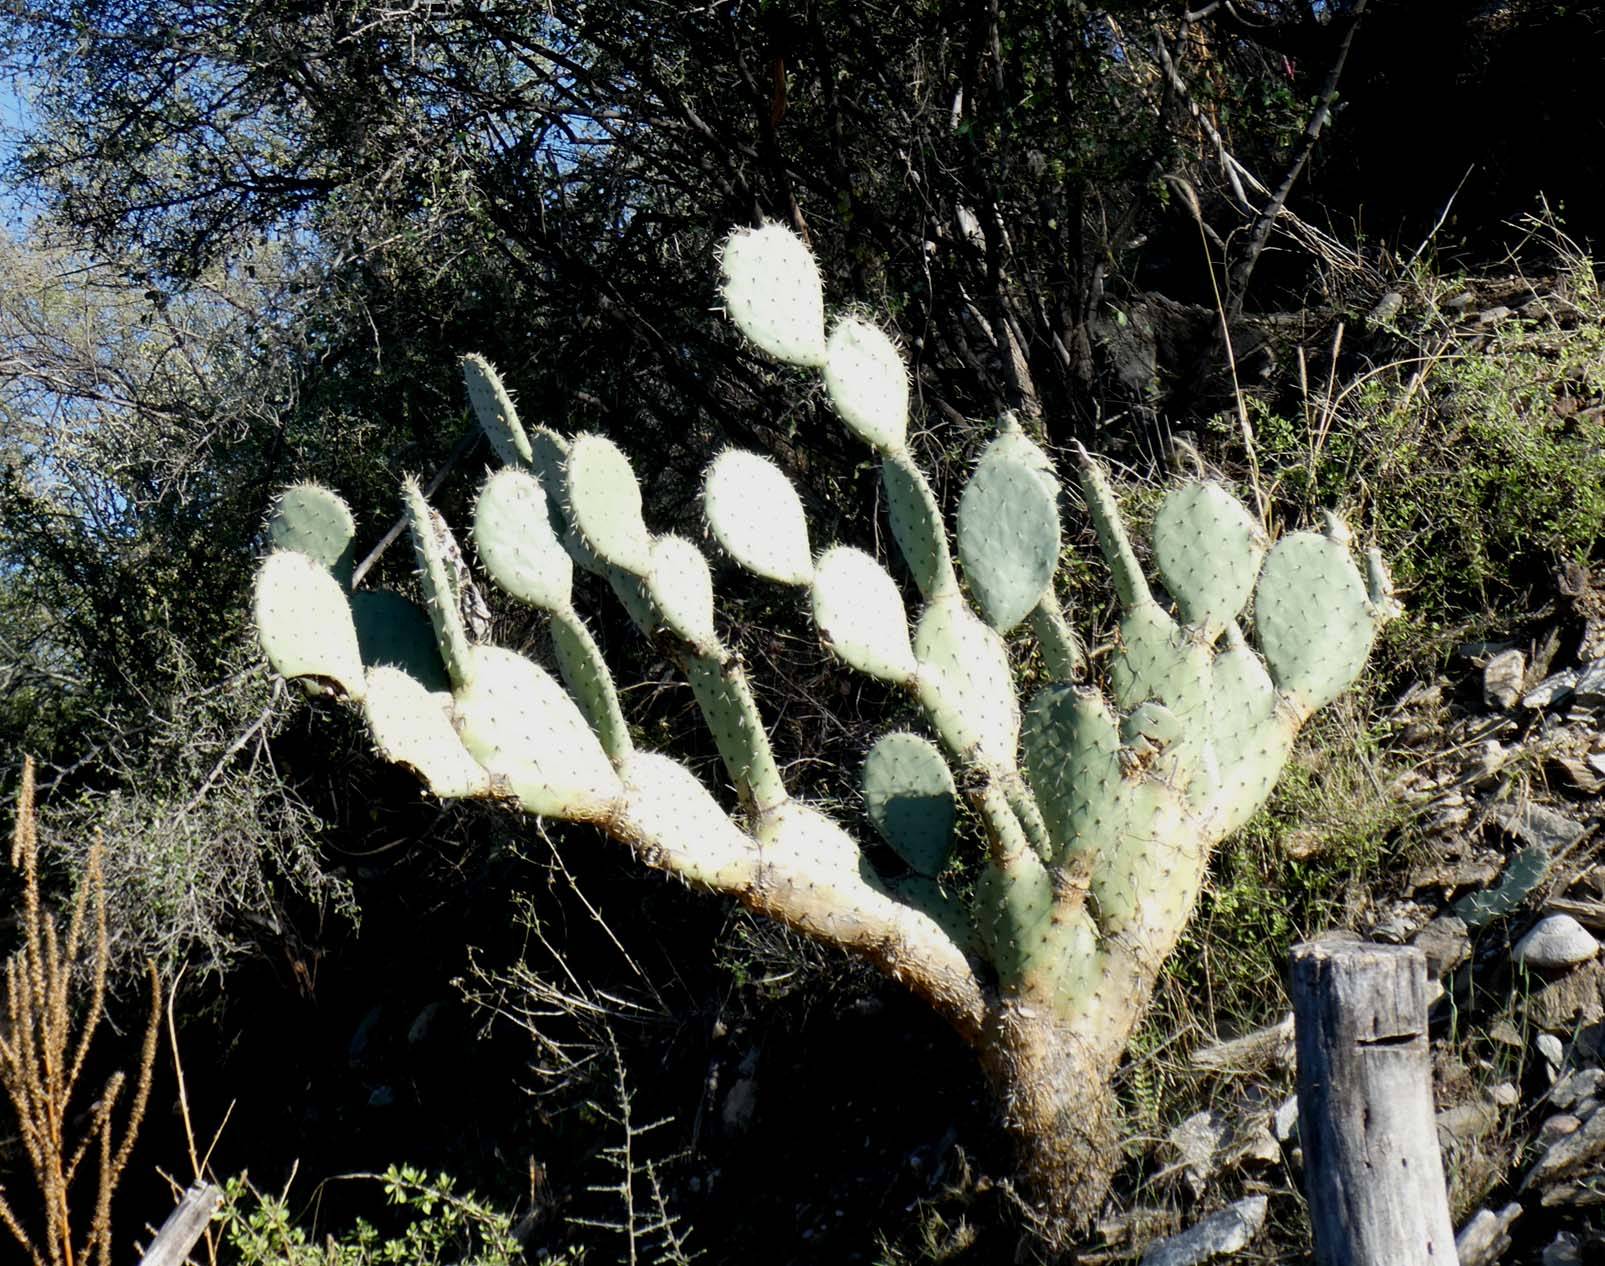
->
[{"left": 1291, "top": 940, "right": 1457, "bottom": 1266}]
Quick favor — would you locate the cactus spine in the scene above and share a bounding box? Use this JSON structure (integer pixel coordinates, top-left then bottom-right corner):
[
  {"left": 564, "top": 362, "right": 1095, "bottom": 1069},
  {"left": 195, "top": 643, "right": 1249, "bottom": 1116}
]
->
[{"left": 252, "top": 224, "right": 1396, "bottom": 1236}]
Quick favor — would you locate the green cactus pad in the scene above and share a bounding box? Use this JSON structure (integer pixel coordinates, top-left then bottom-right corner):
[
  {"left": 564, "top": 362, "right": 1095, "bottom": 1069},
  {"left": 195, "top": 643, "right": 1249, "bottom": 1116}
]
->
[
  {"left": 602, "top": 567, "right": 658, "bottom": 636},
  {"left": 254, "top": 551, "right": 366, "bottom": 699},
  {"left": 1152, "top": 482, "right": 1267, "bottom": 641},
  {"left": 862, "top": 732, "right": 957, "bottom": 876},
  {"left": 1111, "top": 603, "right": 1209, "bottom": 720},
  {"left": 1121, "top": 701, "right": 1184, "bottom": 749},
  {"left": 1076, "top": 446, "right": 1152, "bottom": 610},
  {"left": 402, "top": 479, "right": 475, "bottom": 689},
  {"left": 719, "top": 222, "right": 828, "bottom": 367},
  {"left": 1111, "top": 603, "right": 1214, "bottom": 803},
  {"left": 884, "top": 874, "right": 976, "bottom": 955},
  {"left": 350, "top": 590, "right": 451, "bottom": 693},
  {"left": 1092, "top": 780, "right": 1191, "bottom": 936},
  {"left": 1021, "top": 686, "right": 1121, "bottom": 864},
  {"left": 618, "top": 751, "right": 758, "bottom": 890},
  {"left": 452, "top": 645, "right": 623, "bottom": 819},
  {"left": 984, "top": 416, "right": 1058, "bottom": 489},
  {"left": 913, "top": 596, "right": 1019, "bottom": 770},
  {"left": 1027, "top": 598, "right": 1083, "bottom": 681},
  {"left": 957, "top": 453, "right": 1062, "bottom": 633},
  {"left": 461, "top": 353, "right": 534, "bottom": 468},
  {"left": 549, "top": 608, "right": 632, "bottom": 765},
  {"left": 268, "top": 483, "right": 357, "bottom": 586},
  {"left": 757, "top": 800, "right": 861, "bottom": 871},
  {"left": 703, "top": 449, "right": 813, "bottom": 586},
  {"left": 1208, "top": 629, "right": 1292, "bottom": 835},
  {"left": 564, "top": 434, "right": 654, "bottom": 577},
  {"left": 1255, "top": 529, "right": 1376, "bottom": 713},
  {"left": 473, "top": 467, "right": 573, "bottom": 612},
  {"left": 823, "top": 316, "right": 908, "bottom": 453},
  {"left": 683, "top": 655, "right": 788, "bottom": 812},
  {"left": 647, "top": 534, "right": 719, "bottom": 654},
  {"left": 1020, "top": 907, "right": 1102, "bottom": 1014},
  {"left": 362, "top": 666, "right": 491, "bottom": 798},
  {"left": 881, "top": 452, "right": 956, "bottom": 600},
  {"left": 528, "top": 423, "right": 575, "bottom": 527},
  {"left": 977, "top": 851, "right": 1055, "bottom": 986},
  {"left": 811, "top": 546, "right": 917, "bottom": 683},
  {"left": 1452, "top": 847, "right": 1549, "bottom": 928}
]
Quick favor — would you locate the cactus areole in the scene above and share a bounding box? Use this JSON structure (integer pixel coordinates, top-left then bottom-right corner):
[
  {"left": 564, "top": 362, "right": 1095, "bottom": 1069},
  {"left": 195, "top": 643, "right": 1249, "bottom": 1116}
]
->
[{"left": 253, "top": 224, "right": 1397, "bottom": 1241}]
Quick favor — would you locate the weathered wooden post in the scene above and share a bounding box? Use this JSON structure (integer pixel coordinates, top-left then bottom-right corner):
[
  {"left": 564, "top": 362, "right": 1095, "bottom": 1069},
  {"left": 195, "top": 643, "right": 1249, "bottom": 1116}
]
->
[
  {"left": 138, "top": 1182, "right": 221, "bottom": 1266},
  {"left": 1291, "top": 939, "right": 1458, "bottom": 1266}
]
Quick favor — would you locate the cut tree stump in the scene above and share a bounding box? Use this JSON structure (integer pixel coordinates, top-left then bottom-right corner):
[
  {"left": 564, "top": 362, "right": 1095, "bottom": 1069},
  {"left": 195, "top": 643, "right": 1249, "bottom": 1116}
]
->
[{"left": 1291, "top": 939, "right": 1458, "bottom": 1266}]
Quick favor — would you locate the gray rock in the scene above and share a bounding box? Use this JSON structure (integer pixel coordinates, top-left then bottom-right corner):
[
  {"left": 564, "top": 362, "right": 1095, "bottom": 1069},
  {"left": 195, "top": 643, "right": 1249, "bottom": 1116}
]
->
[
  {"left": 1139, "top": 1196, "right": 1268, "bottom": 1266},
  {"left": 1574, "top": 658, "right": 1605, "bottom": 706},
  {"left": 1413, "top": 915, "right": 1471, "bottom": 979},
  {"left": 1538, "top": 1113, "right": 1581, "bottom": 1147},
  {"left": 1531, "top": 961, "right": 1605, "bottom": 1029},
  {"left": 1368, "top": 291, "right": 1404, "bottom": 324},
  {"left": 1166, "top": 1109, "right": 1228, "bottom": 1190},
  {"left": 1273, "top": 1094, "right": 1300, "bottom": 1142},
  {"left": 1553, "top": 1067, "right": 1605, "bottom": 1111},
  {"left": 1541, "top": 1232, "right": 1582, "bottom": 1266},
  {"left": 1524, "top": 1106, "right": 1605, "bottom": 1189},
  {"left": 1372, "top": 901, "right": 1432, "bottom": 944},
  {"left": 1538, "top": 1033, "right": 1566, "bottom": 1073},
  {"left": 1454, "top": 1202, "right": 1521, "bottom": 1266},
  {"left": 1523, "top": 669, "right": 1580, "bottom": 710},
  {"left": 1189, "top": 1013, "right": 1295, "bottom": 1072},
  {"left": 1492, "top": 803, "right": 1586, "bottom": 853},
  {"left": 1437, "top": 1101, "right": 1498, "bottom": 1146},
  {"left": 1483, "top": 648, "right": 1526, "bottom": 709},
  {"left": 1515, "top": 915, "right": 1601, "bottom": 969}
]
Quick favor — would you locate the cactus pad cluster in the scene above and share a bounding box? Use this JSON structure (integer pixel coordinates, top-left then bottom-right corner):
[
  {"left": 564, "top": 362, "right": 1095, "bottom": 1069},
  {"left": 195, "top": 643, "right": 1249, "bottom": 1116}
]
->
[{"left": 253, "top": 222, "right": 1397, "bottom": 1213}]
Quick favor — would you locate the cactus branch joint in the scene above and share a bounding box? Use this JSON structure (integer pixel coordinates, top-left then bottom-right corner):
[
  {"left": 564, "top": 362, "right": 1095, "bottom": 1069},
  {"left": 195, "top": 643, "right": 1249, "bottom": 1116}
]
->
[{"left": 252, "top": 222, "right": 1397, "bottom": 1233}]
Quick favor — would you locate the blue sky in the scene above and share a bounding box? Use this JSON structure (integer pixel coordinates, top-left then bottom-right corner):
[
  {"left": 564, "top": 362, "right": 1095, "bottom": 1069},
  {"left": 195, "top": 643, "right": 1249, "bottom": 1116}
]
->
[{"left": 0, "top": 64, "right": 40, "bottom": 230}]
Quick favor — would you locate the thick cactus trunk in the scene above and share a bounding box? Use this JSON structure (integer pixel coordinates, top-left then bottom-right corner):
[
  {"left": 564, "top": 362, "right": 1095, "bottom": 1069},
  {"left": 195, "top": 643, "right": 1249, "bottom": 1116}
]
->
[{"left": 982, "top": 1006, "right": 1123, "bottom": 1244}]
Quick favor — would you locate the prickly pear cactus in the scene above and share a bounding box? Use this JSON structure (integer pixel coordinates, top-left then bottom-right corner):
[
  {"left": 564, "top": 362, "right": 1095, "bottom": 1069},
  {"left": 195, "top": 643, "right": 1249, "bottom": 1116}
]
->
[{"left": 252, "top": 223, "right": 1398, "bottom": 1233}]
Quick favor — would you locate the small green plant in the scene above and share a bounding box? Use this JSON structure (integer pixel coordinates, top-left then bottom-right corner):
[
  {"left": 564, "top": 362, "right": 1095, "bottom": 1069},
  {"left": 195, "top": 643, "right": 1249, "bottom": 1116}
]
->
[
  {"left": 215, "top": 1166, "right": 542, "bottom": 1266},
  {"left": 249, "top": 223, "right": 1396, "bottom": 1238}
]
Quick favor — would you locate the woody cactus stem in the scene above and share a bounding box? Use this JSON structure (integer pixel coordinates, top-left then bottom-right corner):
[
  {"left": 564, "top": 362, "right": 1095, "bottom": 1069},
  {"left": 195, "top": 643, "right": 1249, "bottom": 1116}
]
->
[{"left": 252, "top": 224, "right": 1397, "bottom": 1240}]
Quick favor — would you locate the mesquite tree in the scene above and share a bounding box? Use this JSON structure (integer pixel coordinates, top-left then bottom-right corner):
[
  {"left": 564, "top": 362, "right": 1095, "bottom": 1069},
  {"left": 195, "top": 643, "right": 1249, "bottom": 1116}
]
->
[{"left": 252, "top": 224, "right": 1396, "bottom": 1235}]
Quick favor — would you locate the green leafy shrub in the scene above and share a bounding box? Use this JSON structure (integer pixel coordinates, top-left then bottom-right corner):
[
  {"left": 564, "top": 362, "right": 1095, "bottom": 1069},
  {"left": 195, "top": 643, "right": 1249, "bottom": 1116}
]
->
[{"left": 215, "top": 1166, "right": 547, "bottom": 1266}]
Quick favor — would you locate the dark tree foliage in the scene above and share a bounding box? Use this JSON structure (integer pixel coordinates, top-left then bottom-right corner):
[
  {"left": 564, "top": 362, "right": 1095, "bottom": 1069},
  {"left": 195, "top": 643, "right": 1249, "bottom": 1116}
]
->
[{"left": 3, "top": 0, "right": 1358, "bottom": 445}]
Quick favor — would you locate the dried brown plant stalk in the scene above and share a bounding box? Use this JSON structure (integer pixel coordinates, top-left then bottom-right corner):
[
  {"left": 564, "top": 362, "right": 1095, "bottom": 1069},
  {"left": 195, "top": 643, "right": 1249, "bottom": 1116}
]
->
[{"left": 0, "top": 758, "right": 161, "bottom": 1266}]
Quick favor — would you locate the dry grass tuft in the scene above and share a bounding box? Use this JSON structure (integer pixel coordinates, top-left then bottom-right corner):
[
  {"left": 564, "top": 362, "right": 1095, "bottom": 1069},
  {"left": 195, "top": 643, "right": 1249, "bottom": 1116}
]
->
[{"left": 0, "top": 757, "right": 161, "bottom": 1266}]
